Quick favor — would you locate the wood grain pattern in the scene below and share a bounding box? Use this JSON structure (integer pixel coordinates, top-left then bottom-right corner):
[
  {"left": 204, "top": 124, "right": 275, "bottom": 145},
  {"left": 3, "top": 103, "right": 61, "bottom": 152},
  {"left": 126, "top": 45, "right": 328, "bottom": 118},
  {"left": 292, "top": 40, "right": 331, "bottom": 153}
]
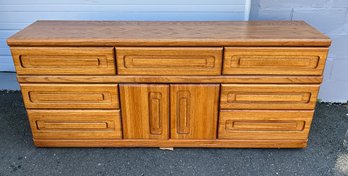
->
[
  {"left": 220, "top": 84, "right": 319, "bottom": 110},
  {"left": 116, "top": 47, "right": 222, "bottom": 75},
  {"left": 16, "top": 75, "right": 324, "bottom": 84},
  {"left": 7, "top": 21, "right": 331, "bottom": 47},
  {"left": 223, "top": 47, "right": 328, "bottom": 75},
  {"left": 33, "top": 139, "right": 308, "bottom": 148},
  {"left": 170, "top": 84, "right": 219, "bottom": 139},
  {"left": 218, "top": 110, "right": 313, "bottom": 140},
  {"left": 11, "top": 47, "right": 115, "bottom": 75},
  {"left": 7, "top": 20, "right": 330, "bottom": 148},
  {"left": 21, "top": 84, "right": 119, "bottom": 109},
  {"left": 28, "top": 110, "right": 122, "bottom": 139},
  {"left": 119, "top": 84, "right": 169, "bottom": 139}
]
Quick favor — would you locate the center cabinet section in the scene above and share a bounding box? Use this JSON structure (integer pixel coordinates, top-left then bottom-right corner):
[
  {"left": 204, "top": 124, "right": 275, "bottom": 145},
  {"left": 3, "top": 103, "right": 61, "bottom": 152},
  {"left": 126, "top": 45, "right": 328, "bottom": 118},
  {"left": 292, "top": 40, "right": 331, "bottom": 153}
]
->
[{"left": 119, "top": 84, "right": 220, "bottom": 140}]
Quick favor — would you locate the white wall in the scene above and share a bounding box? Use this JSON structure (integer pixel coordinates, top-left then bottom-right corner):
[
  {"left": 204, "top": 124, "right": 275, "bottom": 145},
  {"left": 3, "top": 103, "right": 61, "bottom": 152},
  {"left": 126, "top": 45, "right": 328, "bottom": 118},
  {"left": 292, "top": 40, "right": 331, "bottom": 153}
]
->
[
  {"left": 0, "top": 0, "right": 249, "bottom": 71},
  {"left": 251, "top": 0, "right": 348, "bottom": 102}
]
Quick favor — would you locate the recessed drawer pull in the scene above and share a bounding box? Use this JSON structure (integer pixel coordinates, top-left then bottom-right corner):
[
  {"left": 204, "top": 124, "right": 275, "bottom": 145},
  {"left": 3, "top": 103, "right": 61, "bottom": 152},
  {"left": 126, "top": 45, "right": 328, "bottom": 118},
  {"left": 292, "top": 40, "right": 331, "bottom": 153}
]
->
[
  {"left": 177, "top": 91, "right": 191, "bottom": 134},
  {"left": 225, "top": 120, "right": 305, "bottom": 131},
  {"left": 36, "top": 121, "right": 109, "bottom": 130}
]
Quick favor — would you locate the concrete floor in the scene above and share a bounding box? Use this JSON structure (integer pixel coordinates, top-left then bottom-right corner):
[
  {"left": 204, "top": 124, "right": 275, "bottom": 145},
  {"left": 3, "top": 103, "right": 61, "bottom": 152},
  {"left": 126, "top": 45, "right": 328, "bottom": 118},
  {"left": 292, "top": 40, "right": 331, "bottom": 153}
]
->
[{"left": 0, "top": 91, "right": 347, "bottom": 176}]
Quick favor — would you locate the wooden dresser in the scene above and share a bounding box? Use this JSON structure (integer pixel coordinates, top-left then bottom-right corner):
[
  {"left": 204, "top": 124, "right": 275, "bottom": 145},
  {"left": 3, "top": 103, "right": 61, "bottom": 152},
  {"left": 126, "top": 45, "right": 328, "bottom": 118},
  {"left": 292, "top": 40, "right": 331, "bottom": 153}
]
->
[{"left": 7, "top": 21, "right": 331, "bottom": 148}]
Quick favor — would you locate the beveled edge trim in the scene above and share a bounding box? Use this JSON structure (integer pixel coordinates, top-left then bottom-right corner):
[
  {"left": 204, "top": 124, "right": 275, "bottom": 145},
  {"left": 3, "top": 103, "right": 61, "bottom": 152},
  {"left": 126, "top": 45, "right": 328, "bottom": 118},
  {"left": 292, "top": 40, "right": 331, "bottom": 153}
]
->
[
  {"left": 17, "top": 75, "right": 323, "bottom": 84},
  {"left": 7, "top": 39, "right": 332, "bottom": 47},
  {"left": 33, "top": 139, "right": 307, "bottom": 148}
]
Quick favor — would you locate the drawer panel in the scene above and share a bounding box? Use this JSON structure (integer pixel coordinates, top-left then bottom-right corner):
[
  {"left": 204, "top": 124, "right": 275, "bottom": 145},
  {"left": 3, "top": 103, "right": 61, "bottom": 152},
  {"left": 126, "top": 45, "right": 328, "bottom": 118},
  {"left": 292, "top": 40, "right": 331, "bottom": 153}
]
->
[
  {"left": 223, "top": 47, "right": 328, "bottom": 75},
  {"left": 11, "top": 47, "right": 116, "bottom": 75},
  {"left": 218, "top": 110, "right": 313, "bottom": 140},
  {"left": 28, "top": 110, "right": 122, "bottom": 139},
  {"left": 21, "top": 84, "right": 119, "bottom": 109},
  {"left": 220, "top": 84, "right": 319, "bottom": 110},
  {"left": 116, "top": 47, "right": 222, "bottom": 75}
]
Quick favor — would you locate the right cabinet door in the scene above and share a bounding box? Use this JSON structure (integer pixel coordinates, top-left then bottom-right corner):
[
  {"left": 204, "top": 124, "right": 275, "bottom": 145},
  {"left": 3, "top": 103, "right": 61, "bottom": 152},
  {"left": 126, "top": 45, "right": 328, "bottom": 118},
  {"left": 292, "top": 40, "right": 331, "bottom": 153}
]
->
[{"left": 170, "top": 84, "right": 219, "bottom": 139}]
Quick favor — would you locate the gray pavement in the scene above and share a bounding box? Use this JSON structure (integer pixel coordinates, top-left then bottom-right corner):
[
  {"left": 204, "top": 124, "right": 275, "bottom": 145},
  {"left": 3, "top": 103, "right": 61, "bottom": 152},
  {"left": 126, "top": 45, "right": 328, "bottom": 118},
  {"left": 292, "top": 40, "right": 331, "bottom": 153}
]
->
[{"left": 0, "top": 91, "right": 347, "bottom": 176}]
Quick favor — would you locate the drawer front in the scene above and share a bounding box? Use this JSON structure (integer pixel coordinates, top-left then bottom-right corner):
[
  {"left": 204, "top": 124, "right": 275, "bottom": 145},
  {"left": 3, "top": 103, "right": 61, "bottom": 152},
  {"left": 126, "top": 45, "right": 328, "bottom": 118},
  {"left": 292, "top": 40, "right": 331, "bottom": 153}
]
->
[
  {"left": 223, "top": 47, "right": 328, "bottom": 75},
  {"left": 21, "top": 84, "right": 119, "bottom": 109},
  {"left": 11, "top": 47, "right": 116, "bottom": 75},
  {"left": 218, "top": 110, "right": 313, "bottom": 140},
  {"left": 28, "top": 110, "right": 122, "bottom": 139},
  {"left": 220, "top": 84, "right": 319, "bottom": 110},
  {"left": 116, "top": 47, "right": 222, "bottom": 75}
]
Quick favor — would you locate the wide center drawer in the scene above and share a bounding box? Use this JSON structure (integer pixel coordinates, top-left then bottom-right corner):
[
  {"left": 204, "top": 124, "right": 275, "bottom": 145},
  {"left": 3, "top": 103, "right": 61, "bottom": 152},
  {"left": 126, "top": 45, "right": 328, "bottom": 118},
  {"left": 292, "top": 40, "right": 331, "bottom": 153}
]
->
[
  {"left": 223, "top": 47, "right": 328, "bottom": 75},
  {"left": 21, "top": 84, "right": 119, "bottom": 109},
  {"left": 11, "top": 47, "right": 116, "bottom": 75},
  {"left": 116, "top": 47, "right": 222, "bottom": 75},
  {"left": 28, "top": 110, "right": 122, "bottom": 139}
]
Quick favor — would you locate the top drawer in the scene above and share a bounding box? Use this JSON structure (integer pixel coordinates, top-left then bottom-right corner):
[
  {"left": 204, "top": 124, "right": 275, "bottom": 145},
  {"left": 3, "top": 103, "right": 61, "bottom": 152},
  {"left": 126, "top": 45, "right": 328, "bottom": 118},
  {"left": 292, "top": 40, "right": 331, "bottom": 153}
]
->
[
  {"left": 11, "top": 47, "right": 116, "bottom": 75},
  {"left": 223, "top": 47, "right": 328, "bottom": 75},
  {"left": 116, "top": 47, "right": 222, "bottom": 75}
]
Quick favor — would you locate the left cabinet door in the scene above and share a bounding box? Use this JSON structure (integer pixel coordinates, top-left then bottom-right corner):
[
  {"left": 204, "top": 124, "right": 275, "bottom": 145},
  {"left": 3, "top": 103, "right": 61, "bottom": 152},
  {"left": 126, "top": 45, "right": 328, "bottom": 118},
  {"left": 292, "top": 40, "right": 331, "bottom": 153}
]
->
[{"left": 119, "top": 84, "right": 169, "bottom": 139}]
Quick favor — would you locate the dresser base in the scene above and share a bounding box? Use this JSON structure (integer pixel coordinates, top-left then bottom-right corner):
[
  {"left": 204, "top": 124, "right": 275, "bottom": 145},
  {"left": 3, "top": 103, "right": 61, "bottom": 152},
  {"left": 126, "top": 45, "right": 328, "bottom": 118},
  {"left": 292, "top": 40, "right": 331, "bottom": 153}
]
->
[{"left": 33, "top": 139, "right": 307, "bottom": 148}]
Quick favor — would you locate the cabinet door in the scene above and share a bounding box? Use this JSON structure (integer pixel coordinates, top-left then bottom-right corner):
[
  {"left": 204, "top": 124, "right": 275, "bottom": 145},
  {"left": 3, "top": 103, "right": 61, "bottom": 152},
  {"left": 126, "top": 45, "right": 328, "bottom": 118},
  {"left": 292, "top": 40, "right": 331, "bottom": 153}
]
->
[
  {"left": 120, "top": 84, "right": 169, "bottom": 139},
  {"left": 170, "top": 84, "right": 219, "bottom": 139}
]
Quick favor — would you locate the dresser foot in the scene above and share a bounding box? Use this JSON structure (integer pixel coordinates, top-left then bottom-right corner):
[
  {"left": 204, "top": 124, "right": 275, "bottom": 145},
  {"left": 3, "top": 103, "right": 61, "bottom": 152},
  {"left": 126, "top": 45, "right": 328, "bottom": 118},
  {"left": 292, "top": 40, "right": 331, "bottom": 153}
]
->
[{"left": 160, "top": 147, "right": 174, "bottom": 151}]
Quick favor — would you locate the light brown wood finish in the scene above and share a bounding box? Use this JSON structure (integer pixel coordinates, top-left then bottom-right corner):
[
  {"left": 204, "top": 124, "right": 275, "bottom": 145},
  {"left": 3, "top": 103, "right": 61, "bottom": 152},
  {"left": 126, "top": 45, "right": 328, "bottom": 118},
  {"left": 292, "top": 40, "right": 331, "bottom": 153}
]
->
[
  {"left": 7, "top": 21, "right": 330, "bottom": 47},
  {"left": 223, "top": 47, "right": 328, "bottom": 75},
  {"left": 170, "top": 84, "right": 219, "bottom": 139},
  {"left": 33, "top": 139, "right": 307, "bottom": 148},
  {"left": 21, "top": 84, "right": 119, "bottom": 109},
  {"left": 28, "top": 110, "right": 122, "bottom": 139},
  {"left": 16, "top": 75, "right": 324, "bottom": 84},
  {"left": 8, "top": 20, "right": 331, "bottom": 148},
  {"left": 116, "top": 47, "right": 222, "bottom": 75},
  {"left": 220, "top": 84, "right": 319, "bottom": 110},
  {"left": 218, "top": 110, "right": 313, "bottom": 140},
  {"left": 119, "top": 84, "right": 169, "bottom": 139},
  {"left": 11, "top": 47, "right": 115, "bottom": 75}
]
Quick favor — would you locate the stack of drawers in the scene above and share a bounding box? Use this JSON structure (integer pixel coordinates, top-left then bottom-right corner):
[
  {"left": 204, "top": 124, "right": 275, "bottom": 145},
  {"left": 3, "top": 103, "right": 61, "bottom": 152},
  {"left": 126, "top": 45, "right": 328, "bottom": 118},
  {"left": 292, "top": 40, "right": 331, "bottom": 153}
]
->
[
  {"left": 12, "top": 47, "right": 122, "bottom": 140},
  {"left": 219, "top": 47, "right": 326, "bottom": 141},
  {"left": 7, "top": 21, "right": 330, "bottom": 148}
]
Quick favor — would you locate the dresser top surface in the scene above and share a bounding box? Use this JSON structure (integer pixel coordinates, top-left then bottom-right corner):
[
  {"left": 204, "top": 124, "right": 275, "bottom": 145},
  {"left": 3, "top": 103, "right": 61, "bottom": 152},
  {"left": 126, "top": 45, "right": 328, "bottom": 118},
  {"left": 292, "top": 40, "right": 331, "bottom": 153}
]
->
[{"left": 7, "top": 20, "right": 331, "bottom": 47}]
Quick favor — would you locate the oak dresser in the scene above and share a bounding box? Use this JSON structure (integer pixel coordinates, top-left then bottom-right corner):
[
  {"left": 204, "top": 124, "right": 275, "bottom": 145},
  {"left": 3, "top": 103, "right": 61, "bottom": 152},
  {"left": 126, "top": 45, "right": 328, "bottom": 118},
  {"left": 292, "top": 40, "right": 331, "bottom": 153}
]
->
[{"left": 7, "top": 21, "right": 331, "bottom": 148}]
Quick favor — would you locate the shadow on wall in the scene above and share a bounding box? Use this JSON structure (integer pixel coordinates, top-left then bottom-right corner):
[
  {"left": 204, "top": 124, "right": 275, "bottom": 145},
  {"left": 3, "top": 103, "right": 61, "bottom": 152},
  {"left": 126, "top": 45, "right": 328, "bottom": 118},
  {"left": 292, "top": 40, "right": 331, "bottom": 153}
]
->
[{"left": 0, "top": 72, "right": 19, "bottom": 90}]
